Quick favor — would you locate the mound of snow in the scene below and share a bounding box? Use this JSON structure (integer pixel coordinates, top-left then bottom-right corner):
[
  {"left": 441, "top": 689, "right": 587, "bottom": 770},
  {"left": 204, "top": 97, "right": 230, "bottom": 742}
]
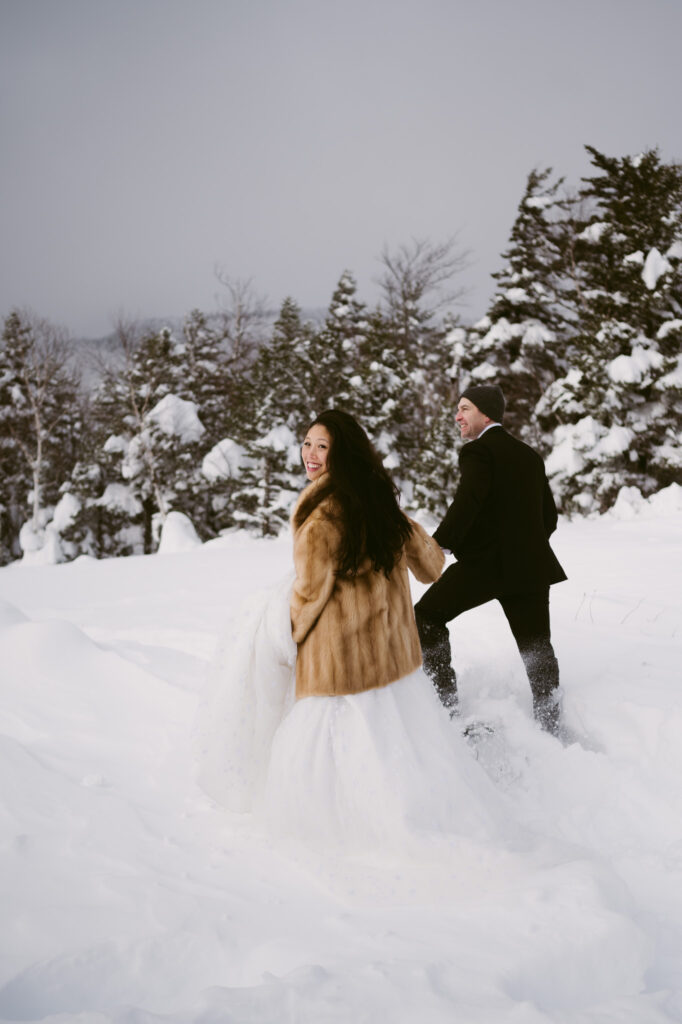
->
[
  {"left": 19, "top": 521, "right": 63, "bottom": 566},
  {"left": 157, "top": 511, "right": 202, "bottom": 554},
  {"left": 608, "top": 482, "right": 682, "bottom": 520}
]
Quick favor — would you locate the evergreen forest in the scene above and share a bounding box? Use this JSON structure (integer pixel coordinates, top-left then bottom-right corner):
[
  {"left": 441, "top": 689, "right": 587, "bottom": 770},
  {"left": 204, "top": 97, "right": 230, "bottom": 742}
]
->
[{"left": 1, "top": 146, "right": 681, "bottom": 565}]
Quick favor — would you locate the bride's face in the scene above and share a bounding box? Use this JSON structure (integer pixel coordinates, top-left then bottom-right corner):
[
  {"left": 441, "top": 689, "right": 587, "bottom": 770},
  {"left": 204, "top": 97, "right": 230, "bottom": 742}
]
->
[{"left": 301, "top": 424, "right": 331, "bottom": 481}]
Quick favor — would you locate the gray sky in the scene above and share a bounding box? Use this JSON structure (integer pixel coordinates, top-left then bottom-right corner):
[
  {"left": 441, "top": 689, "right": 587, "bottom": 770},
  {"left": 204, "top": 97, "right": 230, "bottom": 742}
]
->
[{"left": 1, "top": 0, "right": 681, "bottom": 339}]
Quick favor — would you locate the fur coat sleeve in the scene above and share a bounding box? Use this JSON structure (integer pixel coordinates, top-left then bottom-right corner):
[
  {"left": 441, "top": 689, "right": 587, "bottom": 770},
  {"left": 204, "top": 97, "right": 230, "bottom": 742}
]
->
[
  {"left": 405, "top": 518, "right": 446, "bottom": 582},
  {"left": 290, "top": 506, "right": 342, "bottom": 645}
]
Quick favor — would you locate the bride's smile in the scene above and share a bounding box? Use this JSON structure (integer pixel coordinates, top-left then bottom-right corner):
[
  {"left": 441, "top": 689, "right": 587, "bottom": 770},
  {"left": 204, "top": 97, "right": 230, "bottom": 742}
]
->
[{"left": 301, "top": 425, "right": 331, "bottom": 480}]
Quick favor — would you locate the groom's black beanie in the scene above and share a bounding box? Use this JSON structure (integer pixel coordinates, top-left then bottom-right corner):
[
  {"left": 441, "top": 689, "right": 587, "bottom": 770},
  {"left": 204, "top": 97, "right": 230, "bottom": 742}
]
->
[{"left": 459, "top": 383, "right": 506, "bottom": 423}]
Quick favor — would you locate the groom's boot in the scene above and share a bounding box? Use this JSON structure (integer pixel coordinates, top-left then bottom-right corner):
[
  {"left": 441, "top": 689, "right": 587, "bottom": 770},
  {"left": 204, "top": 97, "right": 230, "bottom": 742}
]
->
[
  {"left": 415, "top": 611, "right": 458, "bottom": 715},
  {"left": 520, "top": 640, "right": 562, "bottom": 737},
  {"left": 499, "top": 592, "right": 562, "bottom": 737}
]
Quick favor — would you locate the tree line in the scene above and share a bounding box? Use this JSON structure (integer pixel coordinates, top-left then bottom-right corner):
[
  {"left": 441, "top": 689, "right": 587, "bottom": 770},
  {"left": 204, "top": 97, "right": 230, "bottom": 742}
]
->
[{"left": 1, "top": 145, "right": 680, "bottom": 565}]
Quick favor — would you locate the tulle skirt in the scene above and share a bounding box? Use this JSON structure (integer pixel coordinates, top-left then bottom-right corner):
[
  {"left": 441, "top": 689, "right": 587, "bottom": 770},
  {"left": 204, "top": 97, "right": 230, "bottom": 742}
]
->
[{"left": 195, "top": 576, "right": 503, "bottom": 852}]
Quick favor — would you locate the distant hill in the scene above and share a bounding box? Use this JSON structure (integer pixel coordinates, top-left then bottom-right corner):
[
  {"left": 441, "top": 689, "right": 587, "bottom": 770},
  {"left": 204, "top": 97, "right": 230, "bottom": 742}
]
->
[{"left": 69, "top": 309, "right": 326, "bottom": 390}]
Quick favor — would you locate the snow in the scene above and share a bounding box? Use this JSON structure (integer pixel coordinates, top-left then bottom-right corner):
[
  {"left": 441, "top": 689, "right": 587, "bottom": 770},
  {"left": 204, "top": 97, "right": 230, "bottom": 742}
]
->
[
  {"left": 256, "top": 424, "right": 296, "bottom": 452},
  {"left": 18, "top": 520, "right": 50, "bottom": 554},
  {"left": 103, "top": 434, "right": 128, "bottom": 455},
  {"left": 97, "top": 482, "right": 142, "bottom": 516},
  {"left": 201, "top": 438, "right": 250, "bottom": 481},
  {"left": 545, "top": 416, "right": 603, "bottom": 477},
  {"left": 608, "top": 344, "right": 664, "bottom": 385},
  {"left": 445, "top": 326, "right": 466, "bottom": 344},
  {"left": 593, "top": 424, "right": 634, "bottom": 457},
  {"left": 503, "top": 287, "right": 529, "bottom": 304},
  {"left": 255, "top": 424, "right": 301, "bottom": 470},
  {"left": 623, "top": 250, "right": 644, "bottom": 265},
  {"left": 656, "top": 319, "right": 682, "bottom": 341},
  {"left": 524, "top": 195, "right": 555, "bottom": 210},
  {"left": 642, "top": 248, "right": 672, "bottom": 291},
  {"left": 665, "top": 240, "right": 682, "bottom": 261},
  {"left": 146, "top": 394, "right": 205, "bottom": 444},
  {"left": 157, "top": 511, "right": 202, "bottom": 555},
  {"left": 1, "top": 504, "right": 681, "bottom": 1022},
  {"left": 576, "top": 221, "right": 609, "bottom": 243},
  {"left": 18, "top": 494, "right": 82, "bottom": 566},
  {"left": 482, "top": 317, "right": 517, "bottom": 344},
  {"left": 658, "top": 355, "right": 682, "bottom": 389},
  {"left": 607, "top": 483, "right": 682, "bottom": 521},
  {"left": 522, "top": 322, "right": 555, "bottom": 349},
  {"left": 51, "top": 492, "right": 81, "bottom": 533},
  {"left": 470, "top": 360, "right": 499, "bottom": 381}
]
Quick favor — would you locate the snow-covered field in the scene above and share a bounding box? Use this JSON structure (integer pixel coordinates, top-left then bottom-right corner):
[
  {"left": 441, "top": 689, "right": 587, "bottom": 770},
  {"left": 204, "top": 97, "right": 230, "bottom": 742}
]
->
[{"left": 1, "top": 488, "right": 681, "bottom": 1024}]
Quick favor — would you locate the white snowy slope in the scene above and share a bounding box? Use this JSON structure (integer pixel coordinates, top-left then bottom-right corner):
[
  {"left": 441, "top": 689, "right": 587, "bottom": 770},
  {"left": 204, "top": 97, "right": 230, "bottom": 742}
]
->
[{"left": 0, "top": 488, "right": 681, "bottom": 1024}]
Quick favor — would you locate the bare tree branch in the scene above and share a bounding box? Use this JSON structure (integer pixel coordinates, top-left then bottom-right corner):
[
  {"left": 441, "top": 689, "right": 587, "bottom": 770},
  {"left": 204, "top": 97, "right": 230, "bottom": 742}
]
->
[
  {"left": 213, "top": 269, "right": 271, "bottom": 364},
  {"left": 378, "top": 235, "right": 471, "bottom": 326}
]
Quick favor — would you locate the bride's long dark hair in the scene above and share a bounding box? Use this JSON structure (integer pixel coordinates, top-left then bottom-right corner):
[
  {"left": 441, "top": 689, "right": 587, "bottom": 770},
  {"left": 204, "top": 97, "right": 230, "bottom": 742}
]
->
[{"left": 301, "top": 409, "right": 412, "bottom": 578}]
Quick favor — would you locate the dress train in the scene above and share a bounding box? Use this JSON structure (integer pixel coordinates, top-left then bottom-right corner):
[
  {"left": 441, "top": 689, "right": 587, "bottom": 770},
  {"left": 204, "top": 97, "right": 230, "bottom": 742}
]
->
[{"left": 196, "top": 577, "right": 503, "bottom": 850}]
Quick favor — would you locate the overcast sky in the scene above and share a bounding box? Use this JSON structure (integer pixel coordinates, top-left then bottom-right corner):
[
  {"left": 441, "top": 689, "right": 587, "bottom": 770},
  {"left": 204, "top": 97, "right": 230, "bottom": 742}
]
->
[{"left": 1, "top": 0, "right": 681, "bottom": 339}]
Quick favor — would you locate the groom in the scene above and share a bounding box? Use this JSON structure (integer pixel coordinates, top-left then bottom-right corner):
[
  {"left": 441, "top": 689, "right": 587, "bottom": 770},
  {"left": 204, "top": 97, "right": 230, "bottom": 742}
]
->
[{"left": 414, "top": 383, "right": 567, "bottom": 734}]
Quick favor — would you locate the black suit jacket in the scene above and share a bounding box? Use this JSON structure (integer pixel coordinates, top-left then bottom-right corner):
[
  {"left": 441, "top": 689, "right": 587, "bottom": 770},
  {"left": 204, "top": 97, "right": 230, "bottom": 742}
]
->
[{"left": 433, "top": 426, "right": 567, "bottom": 595}]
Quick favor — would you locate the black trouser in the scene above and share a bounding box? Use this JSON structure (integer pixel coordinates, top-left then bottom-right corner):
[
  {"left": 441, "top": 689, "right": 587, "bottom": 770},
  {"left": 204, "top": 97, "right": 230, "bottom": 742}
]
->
[{"left": 414, "top": 561, "right": 560, "bottom": 731}]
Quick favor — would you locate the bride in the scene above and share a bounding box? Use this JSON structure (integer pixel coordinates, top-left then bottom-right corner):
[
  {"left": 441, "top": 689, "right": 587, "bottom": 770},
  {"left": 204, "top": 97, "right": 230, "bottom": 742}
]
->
[{"left": 196, "top": 410, "right": 502, "bottom": 851}]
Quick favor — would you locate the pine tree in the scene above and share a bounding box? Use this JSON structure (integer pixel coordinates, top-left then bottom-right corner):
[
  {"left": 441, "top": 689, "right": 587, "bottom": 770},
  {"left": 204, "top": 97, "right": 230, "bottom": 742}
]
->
[
  {"left": 165, "top": 308, "right": 256, "bottom": 538},
  {"left": 347, "top": 308, "right": 414, "bottom": 475},
  {"left": 377, "top": 239, "right": 467, "bottom": 505},
  {"left": 303, "top": 271, "right": 368, "bottom": 416},
  {"left": 67, "top": 322, "right": 200, "bottom": 555},
  {"left": 541, "top": 147, "right": 682, "bottom": 512},
  {"left": 410, "top": 399, "right": 460, "bottom": 517},
  {"left": 174, "top": 309, "right": 231, "bottom": 439},
  {"left": 0, "top": 311, "right": 82, "bottom": 561},
  {"left": 231, "top": 298, "right": 310, "bottom": 535},
  {"left": 463, "top": 168, "right": 570, "bottom": 446}
]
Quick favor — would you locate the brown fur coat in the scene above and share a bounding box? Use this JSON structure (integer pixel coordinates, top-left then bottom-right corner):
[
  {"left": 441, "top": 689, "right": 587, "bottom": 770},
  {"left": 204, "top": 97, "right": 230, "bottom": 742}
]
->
[{"left": 290, "top": 475, "right": 444, "bottom": 698}]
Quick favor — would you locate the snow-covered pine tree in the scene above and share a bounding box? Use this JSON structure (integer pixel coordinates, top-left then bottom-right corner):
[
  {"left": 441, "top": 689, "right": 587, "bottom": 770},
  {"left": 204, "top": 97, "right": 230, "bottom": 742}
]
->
[
  {"left": 540, "top": 147, "right": 682, "bottom": 513},
  {"left": 0, "top": 310, "right": 82, "bottom": 562},
  {"left": 410, "top": 397, "right": 461, "bottom": 517},
  {"left": 463, "top": 168, "right": 570, "bottom": 447},
  {"left": 68, "top": 322, "right": 202, "bottom": 555},
  {"left": 64, "top": 418, "right": 144, "bottom": 559},
  {"left": 377, "top": 238, "right": 466, "bottom": 507},
  {"left": 302, "top": 271, "right": 367, "bottom": 417},
  {"left": 174, "top": 309, "right": 232, "bottom": 441},
  {"left": 166, "top": 308, "right": 255, "bottom": 538},
  {"left": 231, "top": 298, "right": 310, "bottom": 535},
  {"left": 346, "top": 307, "right": 413, "bottom": 477}
]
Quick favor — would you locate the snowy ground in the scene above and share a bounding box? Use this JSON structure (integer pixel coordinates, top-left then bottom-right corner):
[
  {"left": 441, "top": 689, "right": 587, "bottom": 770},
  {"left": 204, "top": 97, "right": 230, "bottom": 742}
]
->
[{"left": 1, "top": 489, "right": 681, "bottom": 1023}]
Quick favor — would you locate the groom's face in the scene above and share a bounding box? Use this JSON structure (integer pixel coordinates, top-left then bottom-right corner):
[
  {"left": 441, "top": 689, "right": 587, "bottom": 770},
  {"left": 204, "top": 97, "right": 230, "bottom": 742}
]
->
[{"left": 455, "top": 399, "right": 490, "bottom": 440}]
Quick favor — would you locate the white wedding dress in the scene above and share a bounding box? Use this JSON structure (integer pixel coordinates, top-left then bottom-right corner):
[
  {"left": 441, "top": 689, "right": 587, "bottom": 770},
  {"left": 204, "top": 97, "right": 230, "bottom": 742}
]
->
[{"left": 195, "top": 575, "right": 504, "bottom": 852}]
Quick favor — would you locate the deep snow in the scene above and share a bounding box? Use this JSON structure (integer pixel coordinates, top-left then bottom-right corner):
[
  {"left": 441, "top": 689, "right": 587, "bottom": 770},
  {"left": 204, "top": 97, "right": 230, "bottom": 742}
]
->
[{"left": 0, "top": 489, "right": 681, "bottom": 1023}]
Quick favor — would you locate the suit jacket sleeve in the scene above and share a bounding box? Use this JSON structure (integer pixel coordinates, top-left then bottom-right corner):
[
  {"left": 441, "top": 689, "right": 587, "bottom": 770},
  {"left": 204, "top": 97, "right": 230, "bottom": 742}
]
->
[
  {"left": 432, "top": 442, "right": 493, "bottom": 555},
  {"left": 542, "top": 476, "right": 558, "bottom": 537},
  {"left": 290, "top": 514, "right": 339, "bottom": 645},
  {"left": 404, "top": 518, "right": 445, "bottom": 583}
]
